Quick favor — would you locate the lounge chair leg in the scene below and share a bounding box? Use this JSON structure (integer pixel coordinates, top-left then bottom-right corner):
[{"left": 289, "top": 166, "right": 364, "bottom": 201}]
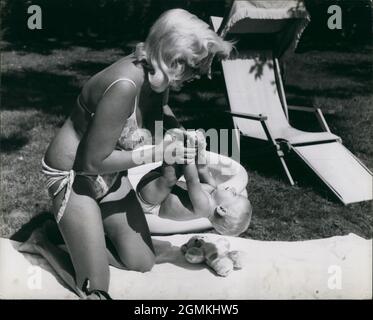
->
[{"left": 279, "top": 156, "right": 295, "bottom": 186}]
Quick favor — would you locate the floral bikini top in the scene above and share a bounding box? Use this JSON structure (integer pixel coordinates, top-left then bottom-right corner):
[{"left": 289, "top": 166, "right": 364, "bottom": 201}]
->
[{"left": 78, "top": 78, "right": 146, "bottom": 151}]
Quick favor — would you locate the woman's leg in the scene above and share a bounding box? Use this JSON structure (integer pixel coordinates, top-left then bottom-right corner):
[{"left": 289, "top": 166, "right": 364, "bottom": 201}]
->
[
  {"left": 18, "top": 223, "right": 79, "bottom": 296},
  {"left": 18, "top": 219, "right": 128, "bottom": 297},
  {"left": 100, "top": 174, "right": 155, "bottom": 272},
  {"left": 51, "top": 176, "right": 110, "bottom": 293}
]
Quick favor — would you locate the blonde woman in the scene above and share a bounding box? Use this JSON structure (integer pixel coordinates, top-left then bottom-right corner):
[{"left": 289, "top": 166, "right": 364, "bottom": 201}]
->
[{"left": 20, "top": 9, "right": 233, "bottom": 299}]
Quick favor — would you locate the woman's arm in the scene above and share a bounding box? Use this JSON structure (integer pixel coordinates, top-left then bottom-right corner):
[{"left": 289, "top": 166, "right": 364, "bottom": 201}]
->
[
  {"left": 74, "top": 81, "right": 161, "bottom": 174},
  {"left": 162, "top": 88, "right": 184, "bottom": 130},
  {"left": 145, "top": 214, "right": 212, "bottom": 235},
  {"left": 163, "top": 104, "right": 185, "bottom": 130}
]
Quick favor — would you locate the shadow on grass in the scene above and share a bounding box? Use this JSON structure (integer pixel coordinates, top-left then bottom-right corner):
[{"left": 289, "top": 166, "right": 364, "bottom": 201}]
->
[
  {"left": 2, "top": 70, "right": 81, "bottom": 116},
  {"left": 297, "top": 42, "right": 373, "bottom": 54},
  {"left": 286, "top": 84, "right": 371, "bottom": 101},
  {"left": 238, "top": 138, "right": 344, "bottom": 204},
  {"left": 1, "top": 40, "right": 79, "bottom": 56},
  {"left": 321, "top": 60, "right": 373, "bottom": 84},
  {"left": 67, "top": 61, "right": 111, "bottom": 77},
  {"left": 10, "top": 212, "right": 55, "bottom": 243},
  {"left": 1, "top": 40, "right": 135, "bottom": 119},
  {"left": 0, "top": 132, "right": 29, "bottom": 153},
  {"left": 1, "top": 39, "right": 134, "bottom": 56}
]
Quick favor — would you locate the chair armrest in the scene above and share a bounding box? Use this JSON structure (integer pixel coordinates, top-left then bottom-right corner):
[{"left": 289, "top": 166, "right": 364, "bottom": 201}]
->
[
  {"left": 225, "top": 111, "right": 277, "bottom": 145},
  {"left": 288, "top": 104, "right": 336, "bottom": 115},
  {"left": 288, "top": 105, "right": 331, "bottom": 133},
  {"left": 288, "top": 105, "right": 316, "bottom": 113},
  {"left": 225, "top": 110, "right": 268, "bottom": 121}
]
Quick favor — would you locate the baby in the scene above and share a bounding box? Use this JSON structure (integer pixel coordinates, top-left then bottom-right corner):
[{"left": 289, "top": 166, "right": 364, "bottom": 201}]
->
[{"left": 136, "top": 131, "right": 252, "bottom": 236}]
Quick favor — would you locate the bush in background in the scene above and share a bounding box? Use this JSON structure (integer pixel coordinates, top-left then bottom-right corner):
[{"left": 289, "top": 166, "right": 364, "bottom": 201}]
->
[{"left": 0, "top": 0, "right": 371, "bottom": 49}]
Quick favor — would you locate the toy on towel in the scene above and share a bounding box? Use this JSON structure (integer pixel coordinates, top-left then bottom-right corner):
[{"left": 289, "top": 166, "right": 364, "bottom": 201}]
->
[{"left": 181, "top": 235, "right": 244, "bottom": 277}]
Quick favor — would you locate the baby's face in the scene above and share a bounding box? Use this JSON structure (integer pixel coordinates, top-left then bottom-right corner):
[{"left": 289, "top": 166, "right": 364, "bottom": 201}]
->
[{"left": 212, "top": 186, "right": 240, "bottom": 207}]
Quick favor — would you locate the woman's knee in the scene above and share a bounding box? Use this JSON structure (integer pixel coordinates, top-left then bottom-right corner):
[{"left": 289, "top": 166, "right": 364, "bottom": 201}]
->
[
  {"left": 118, "top": 247, "right": 155, "bottom": 272},
  {"left": 124, "top": 249, "right": 155, "bottom": 272}
]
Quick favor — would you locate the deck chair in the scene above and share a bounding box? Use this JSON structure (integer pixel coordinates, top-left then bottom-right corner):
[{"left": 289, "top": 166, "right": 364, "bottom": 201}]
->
[{"left": 210, "top": 0, "right": 372, "bottom": 204}]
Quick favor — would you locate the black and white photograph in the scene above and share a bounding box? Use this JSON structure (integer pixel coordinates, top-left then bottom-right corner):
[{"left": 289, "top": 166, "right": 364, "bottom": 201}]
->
[{"left": 0, "top": 0, "right": 372, "bottom": 304}]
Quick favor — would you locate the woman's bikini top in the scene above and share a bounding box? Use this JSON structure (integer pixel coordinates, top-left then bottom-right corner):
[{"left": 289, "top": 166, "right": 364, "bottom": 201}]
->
[{"left": 77, "top": 78, "right": 146, "bottom": 151}]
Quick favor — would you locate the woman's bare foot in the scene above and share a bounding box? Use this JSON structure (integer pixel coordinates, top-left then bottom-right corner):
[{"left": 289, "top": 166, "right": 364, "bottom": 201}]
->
[
  {"left": 79, "top": 279, "right": 113, "bottom": 300},
  {"left": 17, "top": 227, "right": 46, "bottom": 254}
]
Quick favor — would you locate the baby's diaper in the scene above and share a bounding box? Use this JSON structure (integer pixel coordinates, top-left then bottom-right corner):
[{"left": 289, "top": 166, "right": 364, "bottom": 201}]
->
[{"left": 136, "top": 191, "right": 161, "bottom": 216}]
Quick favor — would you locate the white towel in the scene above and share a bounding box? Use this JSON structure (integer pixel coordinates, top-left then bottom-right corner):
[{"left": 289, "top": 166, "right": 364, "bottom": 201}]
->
[{"left": 0, "top": 233, "right": 371, "bottom": 299}]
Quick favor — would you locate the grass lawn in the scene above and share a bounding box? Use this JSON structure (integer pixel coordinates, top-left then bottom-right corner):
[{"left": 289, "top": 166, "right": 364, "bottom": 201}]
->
[{"left": 1, "top": 40, "right": 372, "bottom": 240}]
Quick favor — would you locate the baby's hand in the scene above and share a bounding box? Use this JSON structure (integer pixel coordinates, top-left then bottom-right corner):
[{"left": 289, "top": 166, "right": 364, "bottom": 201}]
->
[
  {"left": 195, "top": 130, "right": 207, "bottom": 151},
  {"left": 185, "top": 130, "right": 206, "bottom": 150}
]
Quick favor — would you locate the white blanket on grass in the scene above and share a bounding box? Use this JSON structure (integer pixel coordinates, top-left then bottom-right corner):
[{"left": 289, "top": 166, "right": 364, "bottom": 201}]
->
[{"left": 0, "top": 233, "right": 371, "bottom": 299}]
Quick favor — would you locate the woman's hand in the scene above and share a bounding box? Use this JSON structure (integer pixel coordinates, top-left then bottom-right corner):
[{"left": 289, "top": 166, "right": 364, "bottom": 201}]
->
[
  {"left": 156, "top": 128, "right": 197, "bottom": 165},
  {"left": 184, "top": 130, "right": 207, "bottom": 165}
]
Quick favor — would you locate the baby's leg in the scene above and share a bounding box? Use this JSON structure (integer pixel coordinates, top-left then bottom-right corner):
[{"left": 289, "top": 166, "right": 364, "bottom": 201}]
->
[{"left": 137, "top": 163, "right": 183, "bottom": 205}]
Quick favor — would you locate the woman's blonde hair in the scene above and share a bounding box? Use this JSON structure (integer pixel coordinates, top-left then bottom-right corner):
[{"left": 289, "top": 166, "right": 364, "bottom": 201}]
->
[{"left": 135, "top": 9, "right": 233, "bottom": 92}]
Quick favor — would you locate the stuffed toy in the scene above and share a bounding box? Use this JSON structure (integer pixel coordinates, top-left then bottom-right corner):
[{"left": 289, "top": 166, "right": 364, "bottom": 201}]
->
[{"left": 181, "top": 235, "right": 245, "bottom": 277}]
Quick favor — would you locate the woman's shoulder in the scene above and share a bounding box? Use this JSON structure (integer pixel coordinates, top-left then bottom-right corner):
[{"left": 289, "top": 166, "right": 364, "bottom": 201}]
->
[
  {"left": 107, "top": 54, "right": 146, "bottom": 89},
  {"left": 101, "top": 77, "right": 138, "bottom": 98},
  {"left": 83, "top": 54, "right": 145, "bottom": 101}
]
